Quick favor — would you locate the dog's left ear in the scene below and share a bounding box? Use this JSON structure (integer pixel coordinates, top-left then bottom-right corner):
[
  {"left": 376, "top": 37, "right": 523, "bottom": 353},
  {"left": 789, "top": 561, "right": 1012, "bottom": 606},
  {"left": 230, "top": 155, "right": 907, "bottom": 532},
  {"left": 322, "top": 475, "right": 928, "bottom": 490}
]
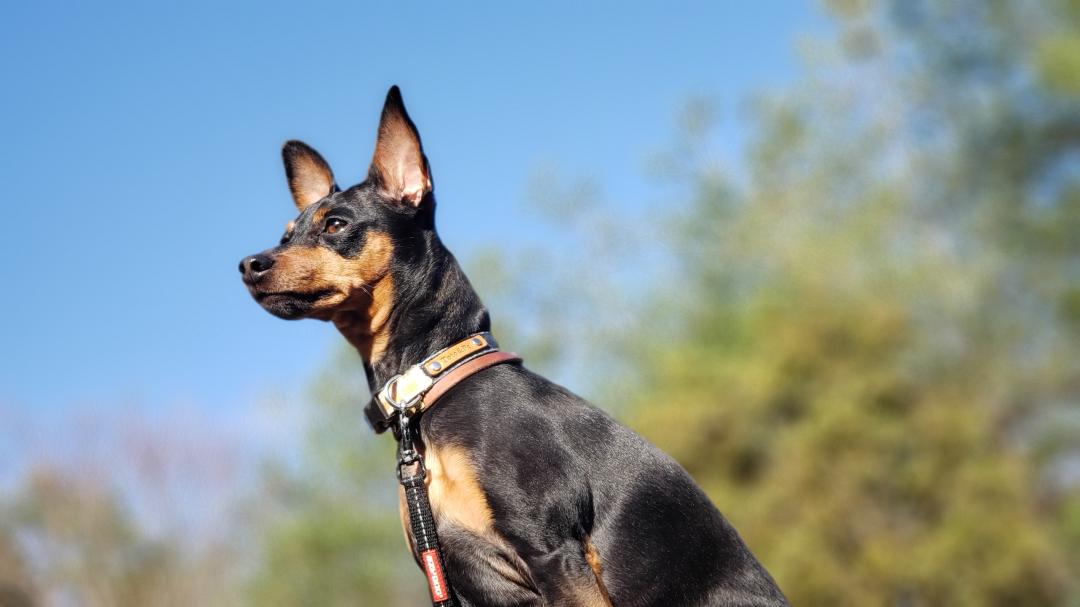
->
[{"left": 369, "top": 86, "right": 432, "bottom": 207}]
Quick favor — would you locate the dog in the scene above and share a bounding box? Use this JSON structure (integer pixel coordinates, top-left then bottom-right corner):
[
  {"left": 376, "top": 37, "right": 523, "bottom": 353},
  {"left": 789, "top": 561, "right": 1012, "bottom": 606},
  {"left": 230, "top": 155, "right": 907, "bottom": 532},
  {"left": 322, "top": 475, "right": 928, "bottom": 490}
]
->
[{"left": 240, "top": 86, "right": 788, "bottom": 607}]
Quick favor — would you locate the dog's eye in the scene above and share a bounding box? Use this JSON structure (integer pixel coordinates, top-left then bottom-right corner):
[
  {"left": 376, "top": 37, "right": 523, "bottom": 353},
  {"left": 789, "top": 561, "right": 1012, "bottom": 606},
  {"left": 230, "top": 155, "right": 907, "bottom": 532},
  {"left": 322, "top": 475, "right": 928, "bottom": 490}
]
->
[
  {"left": 324, "top": 218, "right": 348, "bottom": 235},
  {"left": 279, "top": 232, "right": 292, "bottom": 245}
]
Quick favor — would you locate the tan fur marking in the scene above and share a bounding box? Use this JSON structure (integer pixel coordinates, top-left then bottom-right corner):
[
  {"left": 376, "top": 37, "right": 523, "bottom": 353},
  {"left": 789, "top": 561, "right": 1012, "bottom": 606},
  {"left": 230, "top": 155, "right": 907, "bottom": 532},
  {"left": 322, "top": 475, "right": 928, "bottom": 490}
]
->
[
  {"left": 365, "top": 275, "right": 395, "bottom": 361},
  {"left": 330, "top": 271, "right": 394, "bottom": 362},
  {"left": 584, "top": 537, "right": 614, "bottom": 606},
  {"left": 257, "top": 232, "right": 395, "bottom": 363},
  {"left": 423, "top": 443, "right": 494, "bottom": 536}
]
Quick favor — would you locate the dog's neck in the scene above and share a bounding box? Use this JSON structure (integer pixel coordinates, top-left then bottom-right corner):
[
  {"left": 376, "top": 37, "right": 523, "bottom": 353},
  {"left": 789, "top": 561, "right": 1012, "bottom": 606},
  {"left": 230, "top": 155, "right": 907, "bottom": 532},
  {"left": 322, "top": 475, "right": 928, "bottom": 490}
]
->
[{"left": 336, "top": 228, "right": 491, "bottom": 393}]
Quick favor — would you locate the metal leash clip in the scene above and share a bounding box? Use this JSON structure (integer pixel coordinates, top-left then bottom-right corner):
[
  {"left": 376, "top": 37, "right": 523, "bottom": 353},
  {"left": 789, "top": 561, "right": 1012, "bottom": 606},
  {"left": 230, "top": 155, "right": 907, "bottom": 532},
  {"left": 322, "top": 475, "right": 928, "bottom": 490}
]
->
[
  {"left": 396, "top": 414, "right": 426, "bottom": 481},
  {"left": 378, "top": 365, "right": 435, "bottom": 419}
]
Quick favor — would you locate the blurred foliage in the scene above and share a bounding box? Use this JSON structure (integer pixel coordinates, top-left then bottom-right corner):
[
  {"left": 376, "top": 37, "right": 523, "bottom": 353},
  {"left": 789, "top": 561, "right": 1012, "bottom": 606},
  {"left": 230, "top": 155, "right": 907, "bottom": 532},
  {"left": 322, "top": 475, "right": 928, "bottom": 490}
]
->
[
  {"left": 0, "top": 526, "right": 33, "bottom": 607},
  {"left": 0, "top": 464, "right": 242, "bottom": 607},
  {"left": 245, "top": 351, "right": 428, "bottom": 606}
]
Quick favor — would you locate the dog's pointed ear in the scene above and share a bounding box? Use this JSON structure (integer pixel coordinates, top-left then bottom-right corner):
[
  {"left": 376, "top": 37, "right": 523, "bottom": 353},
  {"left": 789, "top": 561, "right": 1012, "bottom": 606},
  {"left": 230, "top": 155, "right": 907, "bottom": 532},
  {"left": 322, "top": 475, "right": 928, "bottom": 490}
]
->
[
  {"left": 282, "top": 140, "right": 336, "bottom": 212},
  {"left": 369, "top": 86, "right": 432, "bottom": 207}
]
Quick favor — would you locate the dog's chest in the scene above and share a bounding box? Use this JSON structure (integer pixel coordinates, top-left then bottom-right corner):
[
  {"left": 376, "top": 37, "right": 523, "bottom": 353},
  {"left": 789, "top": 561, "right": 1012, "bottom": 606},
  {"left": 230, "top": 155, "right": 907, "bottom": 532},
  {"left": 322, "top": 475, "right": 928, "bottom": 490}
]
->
[
  {"left": 413, "top": 442, "right": 494, "bottom": 535},
  {"left": 398, "top": 442, "right": 537, "bottom": 601}
]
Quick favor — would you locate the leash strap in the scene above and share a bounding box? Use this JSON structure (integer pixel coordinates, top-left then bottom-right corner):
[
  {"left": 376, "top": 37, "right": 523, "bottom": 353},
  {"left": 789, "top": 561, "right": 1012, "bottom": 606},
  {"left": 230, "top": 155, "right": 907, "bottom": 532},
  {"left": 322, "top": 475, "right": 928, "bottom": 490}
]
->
[{"left": 398, "top": 416, "right": 456, "bottom": 607}]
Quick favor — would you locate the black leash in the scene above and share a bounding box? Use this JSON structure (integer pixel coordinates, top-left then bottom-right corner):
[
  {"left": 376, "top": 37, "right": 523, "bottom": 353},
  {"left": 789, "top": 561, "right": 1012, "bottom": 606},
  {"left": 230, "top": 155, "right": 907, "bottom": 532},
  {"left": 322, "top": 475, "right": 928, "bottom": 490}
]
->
[{"left": 396, "top": 414, "right": 457, "bottom": 607}]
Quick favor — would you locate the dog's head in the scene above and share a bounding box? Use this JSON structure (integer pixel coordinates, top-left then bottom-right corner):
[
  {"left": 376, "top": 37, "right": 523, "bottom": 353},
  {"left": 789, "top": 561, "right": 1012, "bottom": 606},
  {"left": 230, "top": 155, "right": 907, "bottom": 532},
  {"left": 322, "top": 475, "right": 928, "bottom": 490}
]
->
[{"left": 239, "top": 86, "right": 432, "bottom": 328}]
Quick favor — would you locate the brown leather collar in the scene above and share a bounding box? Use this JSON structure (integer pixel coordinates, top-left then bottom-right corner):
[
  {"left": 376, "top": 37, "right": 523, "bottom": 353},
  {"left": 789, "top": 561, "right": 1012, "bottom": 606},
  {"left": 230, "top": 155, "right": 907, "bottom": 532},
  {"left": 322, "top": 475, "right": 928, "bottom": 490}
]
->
[{"left": 364, "top": 333, "right": 521, "bottom": 434}]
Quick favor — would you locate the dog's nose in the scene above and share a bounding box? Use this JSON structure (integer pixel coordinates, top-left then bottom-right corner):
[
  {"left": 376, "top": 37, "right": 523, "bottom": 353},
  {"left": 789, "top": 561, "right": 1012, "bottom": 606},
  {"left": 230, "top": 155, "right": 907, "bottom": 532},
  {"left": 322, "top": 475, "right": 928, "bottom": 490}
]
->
[{"left": 240, "top": 253, "right": 275, "bottom": 280}]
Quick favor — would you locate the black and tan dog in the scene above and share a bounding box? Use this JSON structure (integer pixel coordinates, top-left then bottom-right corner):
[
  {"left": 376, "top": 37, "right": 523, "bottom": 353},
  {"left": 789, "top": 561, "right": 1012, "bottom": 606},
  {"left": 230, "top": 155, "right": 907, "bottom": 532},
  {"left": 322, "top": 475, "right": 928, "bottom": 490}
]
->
[{"left": 240, "top": 87, "right": 788, "bottom": 607}]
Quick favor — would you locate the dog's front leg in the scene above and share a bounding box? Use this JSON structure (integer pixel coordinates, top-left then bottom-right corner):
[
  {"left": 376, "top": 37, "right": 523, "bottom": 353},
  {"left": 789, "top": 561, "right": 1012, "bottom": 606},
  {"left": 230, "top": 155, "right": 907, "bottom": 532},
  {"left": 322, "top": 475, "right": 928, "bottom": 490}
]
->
[{"left": 509, "top": 536, "right": 613, "bottom": 607}]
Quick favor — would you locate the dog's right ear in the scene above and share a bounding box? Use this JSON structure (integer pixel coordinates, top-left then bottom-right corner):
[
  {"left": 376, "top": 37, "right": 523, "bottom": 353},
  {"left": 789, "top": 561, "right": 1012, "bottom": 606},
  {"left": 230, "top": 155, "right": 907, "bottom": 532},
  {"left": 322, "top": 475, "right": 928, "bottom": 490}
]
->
[{"left": 282, "top": 140, "right": 336, "bottom": 212}]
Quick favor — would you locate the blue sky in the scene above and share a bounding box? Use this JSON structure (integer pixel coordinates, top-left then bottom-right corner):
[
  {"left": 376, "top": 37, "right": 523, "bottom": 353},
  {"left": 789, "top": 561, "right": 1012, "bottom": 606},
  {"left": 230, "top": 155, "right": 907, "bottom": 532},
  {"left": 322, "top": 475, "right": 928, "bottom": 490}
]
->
[{"left": 0, "top": 2, "right": 825, "bottom": 425}]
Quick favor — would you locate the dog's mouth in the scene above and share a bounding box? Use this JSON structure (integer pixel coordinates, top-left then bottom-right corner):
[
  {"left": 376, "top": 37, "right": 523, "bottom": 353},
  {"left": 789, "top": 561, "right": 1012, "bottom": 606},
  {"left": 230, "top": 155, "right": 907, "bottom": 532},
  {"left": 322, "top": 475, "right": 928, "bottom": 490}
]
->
[
  {"left": 252, "top": 289, "right": 337, "bottom": 319},
  {"left": 254, "top": 289, "right": 335, "bottom": 303}
]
